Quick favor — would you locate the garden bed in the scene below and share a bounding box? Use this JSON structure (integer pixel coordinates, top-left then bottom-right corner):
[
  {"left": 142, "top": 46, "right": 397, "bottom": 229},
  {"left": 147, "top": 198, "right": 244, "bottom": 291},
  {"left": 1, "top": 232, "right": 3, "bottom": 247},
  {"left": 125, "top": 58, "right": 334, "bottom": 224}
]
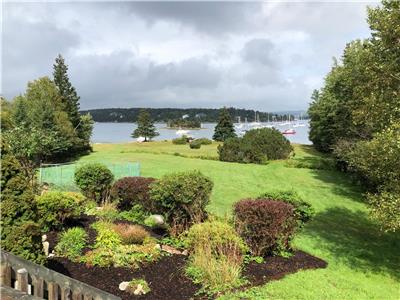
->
[
  {"left": 45, "top": 214, "right": 327, "bottom": 300},
  {"left": 47, "top": 251, "right": 326, "bottom": 300}
]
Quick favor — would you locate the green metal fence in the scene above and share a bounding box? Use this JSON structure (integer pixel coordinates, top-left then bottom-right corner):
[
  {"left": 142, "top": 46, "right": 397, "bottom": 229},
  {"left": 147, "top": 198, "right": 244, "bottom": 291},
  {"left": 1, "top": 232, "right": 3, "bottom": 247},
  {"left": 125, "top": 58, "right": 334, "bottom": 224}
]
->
[{"left": 39, "top": 162, "right": 140, "bottom": 191}]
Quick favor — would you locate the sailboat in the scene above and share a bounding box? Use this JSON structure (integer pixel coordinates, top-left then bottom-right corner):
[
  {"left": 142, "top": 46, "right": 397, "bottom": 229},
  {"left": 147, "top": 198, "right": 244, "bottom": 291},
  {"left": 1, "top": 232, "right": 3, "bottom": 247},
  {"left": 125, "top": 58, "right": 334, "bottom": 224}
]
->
[
  {"left": 293, "top": 113, "right": 306, "bottom": 128},
  {"left": 282, "top": 114, "right": 296, "bottom": 134},
  {"left": 264, "top": 113, "right": 274, "bottom": 128},
  {"left": 249, "top": 111, "right": 262, "bottom": 129}
]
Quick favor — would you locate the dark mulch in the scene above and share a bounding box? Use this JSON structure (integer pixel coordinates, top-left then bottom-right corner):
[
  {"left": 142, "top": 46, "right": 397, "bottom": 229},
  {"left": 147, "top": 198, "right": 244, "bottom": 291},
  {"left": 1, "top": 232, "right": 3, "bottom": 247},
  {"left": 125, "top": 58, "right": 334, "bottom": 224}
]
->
[
  {"left": 244, "top": 251, "right": 327, "bottom": 287},
  {"left": 46, "top": 215, "right": 327, "bottom": 299},
  {"left": 47, "top": 251, "right": 327, "bottom": 300},
  {"left": 47, "top": 255, "right": 201, "bottom": 300}
]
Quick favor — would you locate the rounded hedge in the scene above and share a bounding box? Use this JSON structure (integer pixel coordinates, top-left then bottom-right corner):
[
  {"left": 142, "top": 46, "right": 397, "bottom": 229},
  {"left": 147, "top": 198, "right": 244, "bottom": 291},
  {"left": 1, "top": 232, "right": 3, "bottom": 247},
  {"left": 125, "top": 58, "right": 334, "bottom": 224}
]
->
[
  {"left": 74, "top": 163, "right": 114, "bottom": 203},
  {"left": 149, "top": 170, "right": 213, "bottom": 235},
  {"left": 218, "top": 128, "right": 293, "bottom": 164},
  {"left": 233, "top": 199, "right": 297, "bottom": 256}
]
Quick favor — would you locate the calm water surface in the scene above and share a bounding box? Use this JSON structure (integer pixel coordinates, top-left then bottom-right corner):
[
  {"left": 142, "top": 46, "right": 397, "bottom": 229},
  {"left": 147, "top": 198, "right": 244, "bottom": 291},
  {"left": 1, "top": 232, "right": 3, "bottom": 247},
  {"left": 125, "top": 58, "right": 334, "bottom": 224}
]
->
[{"left": 92, "top": 122, "right": 312, "bottom": 145}]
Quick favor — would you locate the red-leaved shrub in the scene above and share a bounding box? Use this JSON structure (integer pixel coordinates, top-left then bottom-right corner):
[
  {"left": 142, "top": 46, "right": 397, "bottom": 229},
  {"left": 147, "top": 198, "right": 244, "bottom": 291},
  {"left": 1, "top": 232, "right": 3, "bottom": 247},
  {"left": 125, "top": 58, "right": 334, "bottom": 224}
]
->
[
  {"left": 233, "top": 199, "right": 296, "bottom": 256},
  {"left": 110, "top": 177, "right": 156, "bottom": 211}
]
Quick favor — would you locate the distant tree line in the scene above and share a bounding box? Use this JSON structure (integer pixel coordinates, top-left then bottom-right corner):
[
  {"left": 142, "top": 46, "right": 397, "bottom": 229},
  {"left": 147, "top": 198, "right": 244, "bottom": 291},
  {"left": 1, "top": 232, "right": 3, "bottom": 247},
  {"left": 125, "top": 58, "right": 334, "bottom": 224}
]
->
[
  {"left": 308, "top": 1, "right": 400, "bottom": 232},
  {"left": 81, "top": 107, "right": 297, "bottom": 123}
]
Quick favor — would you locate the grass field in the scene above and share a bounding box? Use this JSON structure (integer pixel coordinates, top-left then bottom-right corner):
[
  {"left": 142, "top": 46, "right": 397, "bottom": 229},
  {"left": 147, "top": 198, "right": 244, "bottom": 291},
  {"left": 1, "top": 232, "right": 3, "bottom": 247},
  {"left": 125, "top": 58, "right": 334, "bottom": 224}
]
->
[{"left": 79, "top": 141, "right": 400, "bottom": 299}]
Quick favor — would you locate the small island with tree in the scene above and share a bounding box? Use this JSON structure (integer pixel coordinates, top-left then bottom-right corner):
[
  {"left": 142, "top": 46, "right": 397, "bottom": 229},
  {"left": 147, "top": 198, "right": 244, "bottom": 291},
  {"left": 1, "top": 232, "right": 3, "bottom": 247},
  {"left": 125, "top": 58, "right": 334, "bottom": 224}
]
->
[{"left": 166, "top": 118, "right": 202, "bottom": 129}]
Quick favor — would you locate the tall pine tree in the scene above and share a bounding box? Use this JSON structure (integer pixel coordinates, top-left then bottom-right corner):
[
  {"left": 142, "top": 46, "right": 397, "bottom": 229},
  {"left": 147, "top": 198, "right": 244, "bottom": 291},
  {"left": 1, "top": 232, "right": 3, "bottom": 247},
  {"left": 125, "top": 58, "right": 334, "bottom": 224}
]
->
[
  {"left": 132, "top": 109, "right": 159, "bottom": 142},
  {"left": 53, "top": 54, "right": 93, "bottom": 153},
  {"left": 213, "top": 107, "right": 237, "bottom": 142},
  {"left": 53, "top": 54, "right": 81, "bottom": 130}
]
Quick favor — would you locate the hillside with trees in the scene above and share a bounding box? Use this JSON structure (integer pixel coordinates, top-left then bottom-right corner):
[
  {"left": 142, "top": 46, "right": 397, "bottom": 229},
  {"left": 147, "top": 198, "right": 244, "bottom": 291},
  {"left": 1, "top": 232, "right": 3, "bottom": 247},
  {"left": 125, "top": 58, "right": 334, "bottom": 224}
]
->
[{"left": 308, "top": 0, "right": 400, "bottom": 231}]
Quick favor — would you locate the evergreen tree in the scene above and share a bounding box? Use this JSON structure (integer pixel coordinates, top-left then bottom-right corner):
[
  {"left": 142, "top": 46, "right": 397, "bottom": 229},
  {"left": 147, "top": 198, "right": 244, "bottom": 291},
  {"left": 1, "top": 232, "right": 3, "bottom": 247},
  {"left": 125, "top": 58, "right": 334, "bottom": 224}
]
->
[
  {"left": 132, "top": 109, "right": 159, "bottom": 142},
  {"left": 213, "top": 107, "right": 237, "bottom": 142},
  {"left": 53, "top": 54, "right": 93, "bottom": 153},
  {"left": 53, "top": 54, "right": 81, "bottom": 130}
]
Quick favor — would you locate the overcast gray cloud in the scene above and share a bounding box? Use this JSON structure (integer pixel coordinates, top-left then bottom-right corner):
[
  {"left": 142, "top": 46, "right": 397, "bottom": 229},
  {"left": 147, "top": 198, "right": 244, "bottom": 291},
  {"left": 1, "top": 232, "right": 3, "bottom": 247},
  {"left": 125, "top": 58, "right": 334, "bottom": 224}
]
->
[{"left": 2, "top": 1, "right": 375, "bottom": 111}]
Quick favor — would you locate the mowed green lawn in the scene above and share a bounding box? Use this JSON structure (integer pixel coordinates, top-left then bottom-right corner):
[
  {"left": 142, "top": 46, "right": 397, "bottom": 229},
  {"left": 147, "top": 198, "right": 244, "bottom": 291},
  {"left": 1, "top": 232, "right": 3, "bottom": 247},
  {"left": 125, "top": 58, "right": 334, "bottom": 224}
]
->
[{"left": 80, "top": 142, "right": 400, "bottom": 299}]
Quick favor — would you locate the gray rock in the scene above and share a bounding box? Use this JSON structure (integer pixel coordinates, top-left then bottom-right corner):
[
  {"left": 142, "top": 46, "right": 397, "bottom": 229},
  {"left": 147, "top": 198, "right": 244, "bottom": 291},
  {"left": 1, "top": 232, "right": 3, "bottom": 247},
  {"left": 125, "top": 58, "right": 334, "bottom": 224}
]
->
[
  {"left": 145, "top": 215, "right": 165, "bottom": 227},
  {"left": 119, "top": 281, "right": 129, "bottom": 291}
]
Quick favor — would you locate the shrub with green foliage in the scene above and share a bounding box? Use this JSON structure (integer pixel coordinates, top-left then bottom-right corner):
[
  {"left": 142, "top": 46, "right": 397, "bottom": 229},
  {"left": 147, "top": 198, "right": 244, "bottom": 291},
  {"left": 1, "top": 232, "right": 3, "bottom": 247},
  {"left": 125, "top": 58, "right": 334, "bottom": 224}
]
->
[
  {"left": 185, "top": 220, "right": 247, "bottom": 294},
  {"left": 55, "top": 227, "right": 87, "bottom": 261},
  {"left": 218, "top": 128, "right": 293, "bottom": 164},
  {"left": 258, "top": 190, "right": 314, "bottom": 227},
  {"left": 1, "top": 221, "right": 46, "bottom": 264},
  {"left": 233, "top": 199, "right": 297, "bottom": 256},
  {"left": 91, "top": 221, "right": 122, "bottom": 249},
  {"left": 36, "top": 191, "right": 83, "bottom": 231},
  {"left": 74, "top": 163, "right": 114, "bottom": 203},
  {"left": 172, "top": 135, "right": 189, "bottom": 145},
  {"left": 189, "top": 140, "right": 202, "bottom": 149},
  {"left": 119, "top": 204, "right": 149, "bottom": 224},
  {"left": 149, "top": 171, "right": 213, "bottom": 235},
  {"left": 84, "top": 221, "right": 160, "bottom": 268},
  {"left": 335, "top": 123, "right": 400, "bottom": 231},
  {"left": 243, "top": 128, "right": 293, "bottom": 160},
  {"left": 368, "top": 189, "right": 400, "bottom": 232},
  {"left": 0, "top": 153, "right": 45, "bottom": 264},
  {"left": 186, "top": 220, "right": 248, "bottom": 256},
  {"left": 196, "top": 138, "right": 212, "bottom": 145},
  {"left": 110, "top": 176, "right": 157, "bottom": 211}
]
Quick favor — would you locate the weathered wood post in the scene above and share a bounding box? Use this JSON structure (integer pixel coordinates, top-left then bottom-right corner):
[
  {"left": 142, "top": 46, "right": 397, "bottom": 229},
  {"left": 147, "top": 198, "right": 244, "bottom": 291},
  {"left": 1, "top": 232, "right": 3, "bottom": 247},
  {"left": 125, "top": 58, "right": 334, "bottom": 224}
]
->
[
  {"left": 48, "top": 281, "right": 59, "bottom": 300},
  {"left": 72, "top": 287, "right": 83, "bottom": 300},
  {"left": 61, "top": 286, "right": 72, "bottom": 300},
  {"left": 0, "top": 261, "right": 12, "bottom": 286},
  {"left": 16, "top": 268, "right": 28, "bottom": 292},
  {"left": 32, "top": 275, "right": 44, "bottom": 297}
]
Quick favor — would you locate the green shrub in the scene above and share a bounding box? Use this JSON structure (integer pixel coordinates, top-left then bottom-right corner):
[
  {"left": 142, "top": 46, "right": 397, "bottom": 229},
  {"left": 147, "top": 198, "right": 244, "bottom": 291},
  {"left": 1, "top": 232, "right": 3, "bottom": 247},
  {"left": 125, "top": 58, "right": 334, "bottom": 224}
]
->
[
  {"left": 189, "top": 140, "right": 202, "bottom": 149},
  {"left": 186, "top": 220, "right": 248, "bottom": 256},
  {"left": 185, "top": 220, "right": 247, "bottom": 294},
  {"left": 0, "top": 154, "right": 45, "bottom": 264},
  {"left": 196, "top": 138, "right": 212, "bottom": 145},
  {"left": 119, "top": 204, "right": 149, "bottom": 224},
  {"left": 149, "top": 171, "right": 213, "bottom": 235},
  {"left": 110, "top": 176, "right": 157, "bottom": 211},
  {"left": 217, "top": 137, "right": 246, "bottom": 163},
  {"left": 257, "top": 190, "right": 314, "bottom": 227},
  {"left": 172, "top": 135, "right": 188, "bottom": 145},
  {"left": 218, "top": 128, "right": 293, "bottom": 164},
  {"left": 55, "top": 227, "right": 87, "bottom": 261},
  {"left": 91, "top": 221, "right": 122, "bottom": 249},
  {"left": 84, "top": 229, "right": 160, "bottom": 268},
  {"left": 74, "top": 163, "right": 114, "bottom": 203},
  {"left": 1, "top": 221, "right": 46, "bottom": 264},
  {"left": 36, "top": 191, "right": 82, "bottom": 231},
  {"left": 233, "top": 199, "right": 297, "bottom": 256},
  {"left": 368, "top": 189, "right": 400, "bottom": 232}
]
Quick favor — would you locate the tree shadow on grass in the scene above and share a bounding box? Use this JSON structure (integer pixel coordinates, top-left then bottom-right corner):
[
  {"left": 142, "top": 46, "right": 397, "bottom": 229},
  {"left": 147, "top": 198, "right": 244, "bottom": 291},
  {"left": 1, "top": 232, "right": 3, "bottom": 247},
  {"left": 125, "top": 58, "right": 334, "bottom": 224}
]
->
[{"left": 303, "top": 207, "right": 400, "bottom": 280}]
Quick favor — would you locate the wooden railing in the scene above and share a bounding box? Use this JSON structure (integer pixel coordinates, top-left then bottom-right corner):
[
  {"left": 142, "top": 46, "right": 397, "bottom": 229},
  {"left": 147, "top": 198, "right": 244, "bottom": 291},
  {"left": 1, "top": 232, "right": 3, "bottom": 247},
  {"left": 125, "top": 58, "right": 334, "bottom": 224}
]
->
[{"left": 0, "top": 250, "right": 121, "bottom": 300}]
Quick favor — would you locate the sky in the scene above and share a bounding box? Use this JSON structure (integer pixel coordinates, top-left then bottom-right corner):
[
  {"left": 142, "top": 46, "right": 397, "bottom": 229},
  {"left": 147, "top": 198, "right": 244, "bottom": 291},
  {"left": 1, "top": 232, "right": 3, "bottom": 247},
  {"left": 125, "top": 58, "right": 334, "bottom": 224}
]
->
[{"left": 2, "top": 1, "right": 377, "bottom": 111}]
